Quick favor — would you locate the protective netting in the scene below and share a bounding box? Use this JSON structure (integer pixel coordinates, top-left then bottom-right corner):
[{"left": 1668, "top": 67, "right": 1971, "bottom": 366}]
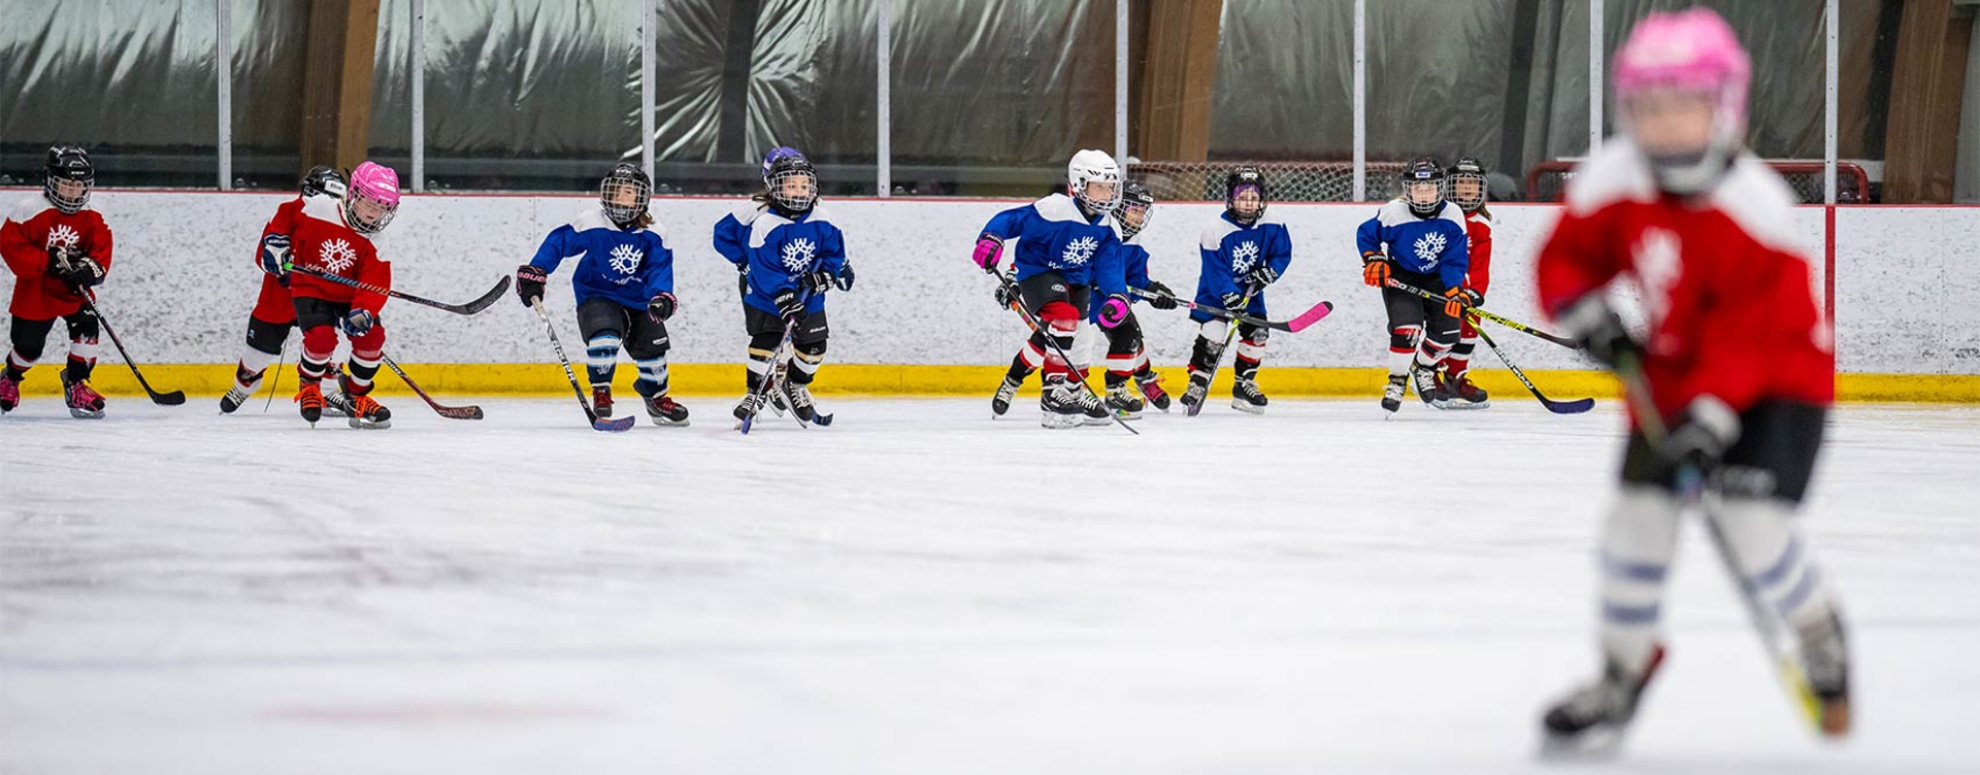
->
[
  {"left": 1526, "top": 161, "right": 1873, "bottom": 204},
  {"left": 1128, "top": 161, "right": 1410, "bottom": 203}
]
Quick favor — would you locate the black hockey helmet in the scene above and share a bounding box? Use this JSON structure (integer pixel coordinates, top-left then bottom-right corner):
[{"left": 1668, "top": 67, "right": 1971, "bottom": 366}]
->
[
  {"left": 44, "top": 144, "right": 94, "bottom": 214},
  {"left": 1401, "top": 157, "right": 1446, "bottom": 216},
  {"left": 765, "top": 154, "right": 818, "bottom": 214},
  {"left": 301, "top": 164, "right": 348, "bottom": 200},
  {"left": 1225, "top": 165, "right": 1267, "bottom": 223},
  {"left": 600, "top": 163, "right": 652, "bottom": 228},
  {"left": 1114, "top": 178, "right": 1155, "bottom": 241},
  {"left": 1447, "top": 156, "right": 1488, "bottom": 213}
]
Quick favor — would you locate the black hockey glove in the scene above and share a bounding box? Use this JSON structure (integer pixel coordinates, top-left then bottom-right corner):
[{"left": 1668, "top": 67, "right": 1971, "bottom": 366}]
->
[
  {"left": 647, "top": 291, "right": 677, "bottom": 323},
  {"left": 1144, "top": 281, "right": 1179, "bottom": 310},
  {"left": 1246, "top": 265, "right": 1279, "bottom": 287},
  {"left": 774, "top": 288, "right": 806, "bottom": 321},
  {"left": 994, "top": 279, "right": 1020, "bottom": 309},
  {"left": 1658, "top": 395, "right": 1741, "bottom": 477},
  {"left": 341, "top": 308, "right": 376, "bottom": 337},
  {"left": 1556, "top": 294, "right": 1638, "bottom": 370},
  {"left": 55, "top": 255, "right": 105, "bottom": 288},
  {"left": 833, "top": 260, "right": 855, "bottom": 291},
  {"left": 515, "top": 264, "right": 548, "bottom": 308},
  {"left": 1219, "top": 291, "right": 1248, "bottom": 312}
]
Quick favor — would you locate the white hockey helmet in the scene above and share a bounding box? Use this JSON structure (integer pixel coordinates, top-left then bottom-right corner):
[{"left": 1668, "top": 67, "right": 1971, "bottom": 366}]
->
[{"left": 1066, "top": 149, "right": 1122, "bottom": 213}]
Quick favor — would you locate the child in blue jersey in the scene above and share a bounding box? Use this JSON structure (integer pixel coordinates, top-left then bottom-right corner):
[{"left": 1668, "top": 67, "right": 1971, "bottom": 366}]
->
[
  {"left": 714, "top": 146, "right": 805, "bottom": 301},
  {"left": 973, "top": 149, "right": 1124, "bottom": 429},
  {"left": 1356, "top": 157, "right": 1473, "bottom": 414},
  {"left": 515, "top": 164, "right": 689, "bottom": 425},
  {"left": 733, "top": 153, "right": 854, "bottom": 425},
  {"left": 1179, "top": 167, "right": 1293, "bottom": 414}
]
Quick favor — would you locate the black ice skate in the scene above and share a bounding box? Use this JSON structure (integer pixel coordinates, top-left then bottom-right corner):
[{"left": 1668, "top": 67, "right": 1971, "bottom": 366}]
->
[
  {"left": 344, "top": 390, "right": 391, "bottom": 430},
  {"left": 1411, "top": 362, "right": 1452, "bottom": 409},
  {"left": 643, "top": 393, "right": 690, "bottom": 426},
  {"left": 321, "top": 387, "right": 356, "bottom": 418},
  {"left": 1540, "top": 645, "right": 1665, "bottom": 758},
  {"left": 1381, "top": 374, "right": 1407, "bottom": 414},
  {"left": 1105, "top": 380, "right": 1145, "bottom": 420},
  {"left": 1231, "top": 377, "right": 1268, "bottom": 414},
  {"left": 732, "top": 392, "right": 766, "bottom": 424},
  {"left": 1039, "top": 374, "right": 1085, "bottom": 430},
  {"left": 1071, "top": 379, "right": 1111, "bottom": 425},
  {"left": 780, "top": 381, "right": 817, "bottom": 424},
  {"left": 1799, "top": 610, "right": 1853, "bottom": 737},
  {"left": 991, "top": 376, "right": 1021, "bottom": 418},
  {"left": 1179, "top": 370, "right": 1211, "bottom": 414},
  {"left": 1136, "top": 371, "right": 1171, "bottom": 412},
  {"left": 1441, "top": 369, "right": 1490, "bottom": 409},
  {"left": 592, "top": 386, "right": 614, "bottom": 418},
  {"left": 219, "top": 367, "right": 260, "bottom": 414}
]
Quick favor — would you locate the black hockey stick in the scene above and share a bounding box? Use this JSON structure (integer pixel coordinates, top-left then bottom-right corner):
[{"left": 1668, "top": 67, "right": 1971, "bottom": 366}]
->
[
  {"left": 1184, "top": 283, "right": 1258, "bottom": 418},
  {"left": 382, "top": 354, "right": 483, "bottom": 420},
  {"left": 1129, "top": 288, "right": 1334, "bottom": 333},
  {"left": 51, "top": 253, "right": 185, "bottom": 405},
  {"left": 1383, "top": 278, "right": 1579, "bottom": 348},
  {"left": 739, "top": 316, "right": 800, "bottom": 435},
  {"left": 530, "top": 299, "right": 635, "bottom": 432},
  {"left": 1614, "top": 353, "right": 1826, "bottom": 733},
  {"left": 291, "top": 265, "right": 510, "bottom": 316},
  {"left": 996, "top": 272, "right": 1137, "bottom": 435},
  {"left": 1470, "top": 316, "right": 1594, "bottom": 414}
]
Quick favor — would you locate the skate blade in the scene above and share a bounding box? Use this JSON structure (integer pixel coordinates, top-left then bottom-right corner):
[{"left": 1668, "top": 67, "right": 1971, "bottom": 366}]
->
[
  {"left": 347, "top": 417, "right": 391, "bottom": 430},
  {"left": 1230, "top": 399, "right": 1266, "bottom": 415},
  {"left": 648, "top": 415, "right": 690, "bottom": 427},
  {"left": 1538, "top": 727, "right": 1625, "bottom": 760},
  {"left": 68, "top": 408, "right": 105, "bottom": 419},
  {"left": 1445, "top": 399, "right": 1490, "bottom": 410},
  {"left": 1082, "top": 414, "right": 1112, "bottom": 426},
  {"left": 1041, "top": 411, "right": 1083, "bottom": 430}
]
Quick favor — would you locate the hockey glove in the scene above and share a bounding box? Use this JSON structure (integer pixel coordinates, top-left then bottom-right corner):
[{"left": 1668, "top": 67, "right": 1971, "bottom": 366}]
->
[
  {"left": 1144, "top": 281, "right": 1179, "bottom": 310},
  {"left": 55, "top": 255, "right": 105, "bottom": 288},
  {"left": 833, "top": 260, "right": 855, "bottom": 291},
  {"left": 340, "top": 308, "right": 376, "bottom": 337},
  {"left": 515, "top": 264, "right": 548, "bottom": 308},
  {"left": 1361, "top": 252, "right": 1392, "bottom": 287},
  {"left": 1557, "top": 294, "right": 1639, "bottom": 369},
  {"left": 994, "top": 280, "right": 1020, "bottom": 310},
  {"left": 735, "top": 263, "right": 750, "bottom": 298},
  {"left": 1658, "top": 395, "right": 1741, "bottom": 477},
  {"left": 647, "top": 291, "right": 678, "bottom": 323},
  {"left": 258, "top": 233, "right": 292, "bottom": 280},
  {"left": 1247, "top": 265, "right": 1280, "bottom": 287},
  {"left": 1097, "top": 294, "right": 1132, "bottom": 329},
  {"left": 1443, "top": 286, "right": 1474, "bottom": 319},
  {"left": 971, "top": 235, "right": 1004, "bottom": 273},
  {"left": 774, "top": 288, "right": 806, "bottom": 321},
  {"left": 1219, "top": 291, "right": 1248, "bottom": 312}
]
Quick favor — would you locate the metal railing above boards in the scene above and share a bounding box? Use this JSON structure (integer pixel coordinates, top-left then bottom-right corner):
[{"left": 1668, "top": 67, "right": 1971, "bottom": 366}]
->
[{"left": 1526, "top": 160, "right": 1875, "bottom": 205}]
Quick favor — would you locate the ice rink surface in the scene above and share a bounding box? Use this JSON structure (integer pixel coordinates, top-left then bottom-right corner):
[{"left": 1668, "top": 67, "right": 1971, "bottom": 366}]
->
[{"left": 3, "top": 395, "right": 1978, "bottom": 774}]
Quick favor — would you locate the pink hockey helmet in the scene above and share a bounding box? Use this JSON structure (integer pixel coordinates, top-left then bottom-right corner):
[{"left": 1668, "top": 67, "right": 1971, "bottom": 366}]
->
[
  {"left": 343, "top": 161, "right": 401, "bottom": 235},
  {"left": 1611, "top": 8, "right": 1751, "bottom": 193}
]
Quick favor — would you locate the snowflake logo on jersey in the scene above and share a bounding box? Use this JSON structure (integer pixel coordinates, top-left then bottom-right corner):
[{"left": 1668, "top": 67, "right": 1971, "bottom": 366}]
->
[
  {"left": 1060, "top": 236, "right": 1099, "bottom": 267},
  {"left": 1230, "top": 241, "right": 1261, "bottom": 274},
  {"left": 1412, "top": 231, "right": 1448, "bottom": 267},
  {"left": 608, "top": 243, "right": 643, "bottom": 275},
  {"left": 781, "top": 238, "right": 817, "bottom": 273},
  {"left": 319, "top": 238, "right": 358, "bottom": 273},
  {"left": 44, "top": 224, "right": 80, "bottom": 252}
]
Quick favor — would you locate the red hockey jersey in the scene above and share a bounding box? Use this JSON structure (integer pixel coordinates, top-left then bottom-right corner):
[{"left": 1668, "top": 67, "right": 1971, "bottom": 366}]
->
[
  {"left": 253, "top": 196, "right": 307, "bottom": 268},
  {"left": 1463, "top": 210, "right": 1494, "bottom": 296},
  {"left": 2, "top": 194, "right": 115, "bottom": 319},
  {"left": 1535, "top": 139, "right": 1833, "bottom": 423},
  {"left": 281, "top": 194, "right": 391, "bottom": 316}
]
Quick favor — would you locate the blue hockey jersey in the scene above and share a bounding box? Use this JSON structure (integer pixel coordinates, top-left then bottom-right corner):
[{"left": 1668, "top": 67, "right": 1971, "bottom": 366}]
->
[
  {"left": 1087, "top": 237, "right": 1154, "bottom": 323},
  {"left": 1355, "top": 200, "right": 1470, "bottom": 290},
  {"left": 527, "top": 208, "right": 675, "bottom": 309},
  {"left": 712, "top": 201, "right": 766, "bottom": 268},
  {"left": 1192, "top": 211, "right": 1293, "bottom": 322},
  {"left": 978, "top": 193, "right": 1122, "bottom": 287},
  {"left": 743, "top": 204, "right": 848, "bottom": 317}
]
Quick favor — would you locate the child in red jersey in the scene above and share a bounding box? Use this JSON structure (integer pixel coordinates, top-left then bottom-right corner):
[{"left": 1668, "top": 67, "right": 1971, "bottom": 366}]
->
[{"left": 1, "top": 145, "right": 114, "bottom": 418}]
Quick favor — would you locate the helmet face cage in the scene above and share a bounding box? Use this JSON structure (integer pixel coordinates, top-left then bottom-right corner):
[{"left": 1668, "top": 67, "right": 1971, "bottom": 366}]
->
[
  {"left": 1070, "top": 170, "right": 1122, "bottom": 213},
  {"left": 1401, "top": 160, "right": 1446, "bottom": 215},
  {"left": 44, "top": 145, "right": 94, "bottom": 215},
  {"left": 768, "top": 161, "right": 818, "bottom": 213},
  {"left": 342, "top": 190, "right": 397, "bottom": 235},
  {"left": 1114, "top": 186, "right": 1154, "bottom": 241},
  {"left": 600, "top": 172, "right": 652, "bottom": 226},
  {"left": 761, "top": 146, "right": 804, "bottom": 187},
  {"left": 1225, "top": 168, "right": 1268, "bottom": 222},
  {"left": 1447, "top": 158, "right": 1487, "bottom": 212}
]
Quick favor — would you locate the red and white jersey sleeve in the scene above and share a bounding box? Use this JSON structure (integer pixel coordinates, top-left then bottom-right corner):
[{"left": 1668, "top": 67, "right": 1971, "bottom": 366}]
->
[
  {"left": 2, "top": 194, "right": 115, "bottom": 318},
  {"left": 1535, "top": 139, "right": 1832, "bottom": 422},
  {"left": 284, "top": 194, "right": 391, "bottom": 316},
  {"left": 251, "top": 196, "right": 307, "bottom": 269},
  {"left": 1463, "top": 211, "right": 1494, "bottom": 296}
]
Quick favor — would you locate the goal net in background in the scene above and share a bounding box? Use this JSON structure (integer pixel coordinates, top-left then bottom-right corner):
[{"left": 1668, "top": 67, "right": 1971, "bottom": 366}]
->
[{"left": 1129, "top": 160, "right": 1873, "bottom": 205}]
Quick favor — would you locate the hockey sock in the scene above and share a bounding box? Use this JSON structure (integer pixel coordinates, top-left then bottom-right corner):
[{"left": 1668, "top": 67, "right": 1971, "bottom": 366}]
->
[
  {"left": 1233, "top": 328, "right": 1267, "bottom": 379},
  {"left": 1599, "top": 486, "right": 1683, "bottom": 670},
  {"left": 5, "top": 351, "right": 34, "bottom": 382},
  {"left": 745, "top": 346, "right": 773, "bottom": 393},
  {"left": 1448, "top": 339, "right": 1476, "bottom": 377},
  {"left": 633, "top": 357, "right": 669, "bottom": 397},
  {"left": 298, "top": 326, "right": 336, "bottom": 385},
  {"left": 1388, "top": 325, "right": 1420, "bottom": 376},
  {"left": 585, "top": 334, "right": 621, "bottom": 389},
  {"left": 790, "top": 341, "right": 826, "bottom": 385},
  {"left": 65, "top": 336, "right": 99, "bottom": 383},
  {"left": 1005, "top": 349, "right": 1039, "bottom": 383},
  {"left": 347, "top": 347, "right": 383, "bottom": 394},
  {"left": 1713, "top": 496, "right": 1837, "bottom": 631},
  {"left": 235, "top": 344, "right": 280, "bottom": 387}
]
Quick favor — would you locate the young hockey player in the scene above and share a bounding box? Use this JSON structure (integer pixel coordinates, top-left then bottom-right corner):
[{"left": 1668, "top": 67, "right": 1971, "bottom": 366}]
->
[
  {"left": 1355, "top": 158, "right": 1471, "bottom": 413},
  {"left": 284, "top": 160, "right": 400, "bottom": 429},
  {"left": 974, "top": 149, "right": 1122, "bottom": 428},
  {"left": 1535, "top": 8, "right": 1849, "bottom": 754},
  {"left": 1438, "top": 157, "right": 1493, "bottom": 409},
  {"left": 517, "top": 163, "right": 688, "bottom": 426},
  {"left": 220, "top": 165, "right": 355, "bottom": 415},
  {"left": 714, "top": 146, "right": 805, "bottom": 300},
  {"left": 1089, "top": 179, "right": 1178, "bottom": 418},
  {"left": 0, "top": 145, "right": 113, "bottom": 418},
  {"left": 1179, "top": 166, "right": 1291, "bottom": 415},
  {"left": 733, "top": 153, "right": 853, "bottom": 425}
]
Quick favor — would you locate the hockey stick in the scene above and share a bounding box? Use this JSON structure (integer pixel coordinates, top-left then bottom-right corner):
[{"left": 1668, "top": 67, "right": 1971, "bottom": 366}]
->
[
  {"left": 382, "top": 353, "right": 483, "bottom": 420},
  {"left": 1184, "top": 283, "right": 1258, "bottom": 418},
  {"left": 262, "top": 340, "right": 286, "bottom": 413},
  {"left": 51, "top": 253, "right": 185, "bottom": 405},
  {"left": 995, "top": 272, "right": 1137, "bottom": 435},
  {"left": 1469, "top": 316, "right": 1594, "bottom": 414},
  {"left": 1614, "top": 353, "right": 1827, "bottom": 734},
  {"left": 1129, "top": 288, "right": 1334, "bottom": 333},
  {"left": 290, "top": 265, "right": 510, "bottom": 316},
  {"left": 529, "top": 299, "right": 635, "bottom": 432},
  {"left": 1383, "top": 278, "right": 1579, "bottom": 348},
  {"left": 739, "top": 316, "right": 801, "bottom": 435}
]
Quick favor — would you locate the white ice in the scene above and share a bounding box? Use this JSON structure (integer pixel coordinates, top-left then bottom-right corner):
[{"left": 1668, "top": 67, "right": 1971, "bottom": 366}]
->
[{"left": 2, "top": 396, "right": 1978, "bottom": 774}]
